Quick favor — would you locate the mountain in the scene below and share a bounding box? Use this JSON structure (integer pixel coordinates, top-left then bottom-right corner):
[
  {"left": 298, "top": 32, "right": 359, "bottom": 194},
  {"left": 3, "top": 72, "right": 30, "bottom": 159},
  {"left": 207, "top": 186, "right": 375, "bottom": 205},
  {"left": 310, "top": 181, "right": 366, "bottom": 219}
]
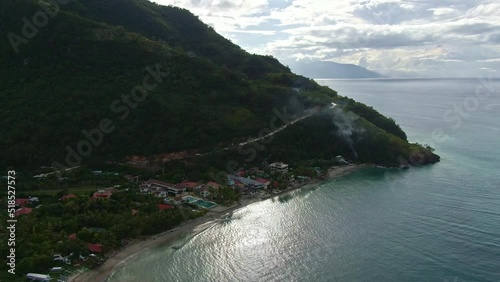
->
[
  {"left": 0, "top": 0, "right": 438, "bottom": 172},
  {"left": 287, "top": 61, "right": 386, "bottom": 79}
]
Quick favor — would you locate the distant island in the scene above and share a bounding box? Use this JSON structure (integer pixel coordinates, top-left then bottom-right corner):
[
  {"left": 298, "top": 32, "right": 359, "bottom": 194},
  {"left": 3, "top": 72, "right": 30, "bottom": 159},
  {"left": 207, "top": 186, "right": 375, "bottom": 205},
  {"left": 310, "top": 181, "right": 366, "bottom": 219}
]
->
[{"left": 286, "top": 61, "right": 386, "bottom": 79}]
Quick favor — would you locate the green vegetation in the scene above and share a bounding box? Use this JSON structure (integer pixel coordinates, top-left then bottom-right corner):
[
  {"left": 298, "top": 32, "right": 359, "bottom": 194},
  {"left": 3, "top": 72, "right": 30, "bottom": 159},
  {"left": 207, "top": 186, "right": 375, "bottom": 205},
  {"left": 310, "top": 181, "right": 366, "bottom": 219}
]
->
[
  {"left": 0, "top": 181, "right": 204, "bottom": 279},
  {"left": 0, "top": 0, "right": 438, "bottom": 172}
]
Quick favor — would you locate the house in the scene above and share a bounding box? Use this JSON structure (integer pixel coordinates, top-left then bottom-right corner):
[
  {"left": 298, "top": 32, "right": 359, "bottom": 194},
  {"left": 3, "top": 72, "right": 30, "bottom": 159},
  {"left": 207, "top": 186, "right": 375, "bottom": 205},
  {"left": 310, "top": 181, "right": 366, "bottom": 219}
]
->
[
  {"left": 131, "top": 209, "right": 139, "bottom": 216},
  {"left": 15, "top": 198, "right": 30, "bottom": 207},
  {"left": 168, "top": 186, "right": 186, "bottom": 195},
  {"left": 145, "top": 179, "right": 184, "bottom": 195},
  {"left": 174, "top": 181, "right": 203, "bottom": 192},
  {"left": 88, "top": 243, "right": 103, "bottom": 253},
  {"left": 60, "top": 194, "right": 77, "bottom": 201},
  {"left": 269, "top": 162, "right": 289, "bottom": 174},
  {"left": 53, "top": 254, "right": 71, "bottom": 264},
  {"left": 200, "top": 186, "right": 211, "bottom": 198},
  {"left": 145, "top": 179, "right": 175, "bottom": 191},
  {"left": 92, "top": 190, "right": 112, "bottom": 200},
  {"left": 158, "top": 204, "right": 175, "bottom": 211},
  {"left": 15, "top": 207, "right": 33, "bottom": 216},
  {"left": 68, "top": 233, "right": 77, "bottom": 241},
  {"left": 198, "top": 182, "right": 220, "bottom": 198},
  {"left": 200, "top": 189, "right": 210, "bottom": 198},
  {"left": 139, "top": 184, "right": 151, "bottom": 194},
  {"left": 153, "top": 189, "right": 168, "bottom": 198},
  {"left": 227, "top": 175, "right": 265, "bottom": 189},
  {"left": 255, "top": 178, "right": 271, "bottom": 189}
]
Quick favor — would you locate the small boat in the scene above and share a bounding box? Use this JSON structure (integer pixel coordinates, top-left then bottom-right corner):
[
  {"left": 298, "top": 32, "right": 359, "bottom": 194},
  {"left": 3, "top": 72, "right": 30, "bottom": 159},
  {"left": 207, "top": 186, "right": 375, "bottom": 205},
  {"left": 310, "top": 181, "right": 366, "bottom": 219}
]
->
[{"left": 401, "top": 164, "right": 410, "bottom": 170}]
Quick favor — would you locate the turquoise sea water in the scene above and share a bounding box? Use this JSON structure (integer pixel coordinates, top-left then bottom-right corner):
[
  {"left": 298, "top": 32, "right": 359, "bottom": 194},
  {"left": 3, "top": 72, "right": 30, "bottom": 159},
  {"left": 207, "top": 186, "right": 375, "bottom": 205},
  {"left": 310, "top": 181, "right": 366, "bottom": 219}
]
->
[{"left": 110, "top": 78, "right": 500, "bottom": 282}]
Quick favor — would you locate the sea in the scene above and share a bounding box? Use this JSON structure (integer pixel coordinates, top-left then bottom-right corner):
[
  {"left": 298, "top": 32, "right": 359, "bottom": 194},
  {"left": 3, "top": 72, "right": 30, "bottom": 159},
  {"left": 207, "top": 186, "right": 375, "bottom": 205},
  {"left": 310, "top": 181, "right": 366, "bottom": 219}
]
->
[{"left": 109, "top": 78, "right": 500, "bottom": 282}]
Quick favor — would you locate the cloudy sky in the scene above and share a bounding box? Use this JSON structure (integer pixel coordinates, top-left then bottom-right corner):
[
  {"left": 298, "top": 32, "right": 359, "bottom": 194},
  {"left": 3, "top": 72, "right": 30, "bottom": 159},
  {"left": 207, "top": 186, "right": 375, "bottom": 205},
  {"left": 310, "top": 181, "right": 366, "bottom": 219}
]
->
[{"left": 154, "top": 0, "right": 500, "bottom": 77}]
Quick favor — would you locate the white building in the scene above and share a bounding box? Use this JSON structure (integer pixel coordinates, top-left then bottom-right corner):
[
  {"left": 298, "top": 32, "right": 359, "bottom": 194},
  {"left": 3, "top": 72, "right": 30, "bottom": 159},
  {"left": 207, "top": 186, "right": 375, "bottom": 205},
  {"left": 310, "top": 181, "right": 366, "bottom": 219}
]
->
[{"left": 269, "top": 162, "right": 289, "bottom": 174}]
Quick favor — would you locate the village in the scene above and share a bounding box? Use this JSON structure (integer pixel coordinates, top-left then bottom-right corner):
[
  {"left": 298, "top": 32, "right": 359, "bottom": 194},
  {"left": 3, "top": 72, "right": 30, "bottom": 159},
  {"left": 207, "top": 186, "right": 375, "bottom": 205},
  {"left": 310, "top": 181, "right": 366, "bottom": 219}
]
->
[
  {"left": 17, "top": 161, "right": 318, "bottom": 217},
  {"left": 7, "top": 158, "right": 359, "bottom": 282}
]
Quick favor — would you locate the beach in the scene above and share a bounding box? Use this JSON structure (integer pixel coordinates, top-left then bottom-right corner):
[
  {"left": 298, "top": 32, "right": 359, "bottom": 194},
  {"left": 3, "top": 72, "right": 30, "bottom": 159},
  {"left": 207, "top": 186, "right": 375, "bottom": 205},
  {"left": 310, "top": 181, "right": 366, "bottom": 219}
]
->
[{"left": 69, "top": 164, "right": 364, "bottom": 282}]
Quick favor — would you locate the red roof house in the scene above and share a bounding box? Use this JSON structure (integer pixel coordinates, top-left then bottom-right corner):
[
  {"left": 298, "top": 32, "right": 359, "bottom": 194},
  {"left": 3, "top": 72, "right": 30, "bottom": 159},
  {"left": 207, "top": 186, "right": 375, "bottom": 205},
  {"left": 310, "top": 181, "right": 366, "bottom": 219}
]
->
[
  {"left": 174, "top": 181, "right": 202, "bottom": 191},
  {"left": 68, "top": 233, "right": 77, "bottom": 241},
  {"left": 15, "top": 198, "right": 30, "bottom": 206},
  {"left": 131, "top": 209, "right": 139, "bottom": 216},
  {"left": 255, "top": 178, "right": 270, "bottom": 189},
  {"left": 60, "top": 194, "right": 77, "bottom": 201},
  {"left": 146, "top": 179, "right": 175, "bottom": 189},
  {"left": 92, "top": 191, "right": 112, "bottom": 200},
  {"left": 158, "top": 204, "right": 174, "bottom": 211},
  {"left": 15, "top": 208, "right": 33, "bottom": 216},
  {"left": 88, "top": 243, "right": 103, "bottom": 253}
]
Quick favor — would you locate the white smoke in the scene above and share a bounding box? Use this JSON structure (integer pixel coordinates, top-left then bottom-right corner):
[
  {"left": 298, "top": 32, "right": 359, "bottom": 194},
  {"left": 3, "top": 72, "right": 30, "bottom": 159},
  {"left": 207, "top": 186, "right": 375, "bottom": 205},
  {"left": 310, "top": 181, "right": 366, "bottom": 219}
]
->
[{"left": 330, "top": 107, "right": 365, "bottom": 159}]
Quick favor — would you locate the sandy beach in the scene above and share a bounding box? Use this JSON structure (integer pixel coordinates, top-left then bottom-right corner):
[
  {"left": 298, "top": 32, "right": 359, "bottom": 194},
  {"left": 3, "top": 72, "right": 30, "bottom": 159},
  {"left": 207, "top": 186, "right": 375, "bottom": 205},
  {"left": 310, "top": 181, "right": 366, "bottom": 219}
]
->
[
  {"left": 326, "top": 163, "right": 370, "bottom": 179},
  {"left": 69, "top": 164, "right": 365, "bottom": 282}
]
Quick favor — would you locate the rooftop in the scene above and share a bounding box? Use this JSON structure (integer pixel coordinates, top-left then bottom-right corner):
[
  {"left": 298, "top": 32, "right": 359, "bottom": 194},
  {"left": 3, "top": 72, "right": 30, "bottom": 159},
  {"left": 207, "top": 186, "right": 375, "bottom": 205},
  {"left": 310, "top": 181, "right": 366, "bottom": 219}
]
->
[
  {"left": 60, "top": 194, "right": 77, "bottom": 201},
  {"left": 174, "top": 181, "right": 201, "bottom": 189},
  {"left": 147, "top": 179, "right": 176, "bottom": 188},
  {"left": 255, "top": 178, "right": 270, "bottom": 184},
  {"left": 92, "top": 191, "right": 112, "bottom": 200},
  {"left": 270, "top": 162, "right": 288, "bottom": 168},
  {"left": 158, "top": 204, "right": 175, "bottom": 210},
  {"left": 88, "top": 243, "right": 103, "bottom": 253},
  {"left": 15, "top": 198, "right": 30, "bottom": 206},
  {"left": 15, "top": 207, "right": 33, "bottom": 216}
]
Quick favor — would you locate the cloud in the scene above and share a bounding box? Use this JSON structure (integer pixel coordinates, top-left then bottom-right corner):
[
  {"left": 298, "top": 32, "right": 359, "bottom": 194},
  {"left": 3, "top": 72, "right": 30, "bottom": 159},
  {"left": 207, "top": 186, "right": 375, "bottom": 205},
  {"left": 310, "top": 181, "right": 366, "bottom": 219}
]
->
[
  {"left": 154, "top": 0, "right": 500, "bottom": 77},
  {"left": 353, "top": 1, "right": 425, "bottom": 25}
]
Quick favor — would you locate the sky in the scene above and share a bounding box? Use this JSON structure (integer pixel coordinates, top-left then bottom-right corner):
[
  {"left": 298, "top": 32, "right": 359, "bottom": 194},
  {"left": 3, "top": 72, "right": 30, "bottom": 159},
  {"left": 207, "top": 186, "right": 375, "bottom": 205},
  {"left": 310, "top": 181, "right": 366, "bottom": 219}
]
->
[{"left": 154, "top": 0, "right": 500, "bottom": 77}]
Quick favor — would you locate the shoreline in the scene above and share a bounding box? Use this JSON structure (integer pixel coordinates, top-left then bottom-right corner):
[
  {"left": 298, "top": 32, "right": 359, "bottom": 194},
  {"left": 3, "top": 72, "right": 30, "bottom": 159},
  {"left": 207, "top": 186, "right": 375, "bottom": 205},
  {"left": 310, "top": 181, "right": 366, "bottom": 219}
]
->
[{"left": 69, "top": 164, "right": 366, "bottom": 282}]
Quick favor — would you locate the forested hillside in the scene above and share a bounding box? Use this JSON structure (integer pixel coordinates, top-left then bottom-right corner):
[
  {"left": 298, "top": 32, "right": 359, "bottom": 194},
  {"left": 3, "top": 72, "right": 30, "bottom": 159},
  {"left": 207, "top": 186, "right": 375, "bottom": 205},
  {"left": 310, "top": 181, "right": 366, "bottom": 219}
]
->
[{"left": 0, "top": 0, "right": 438, "bottom": 170}]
